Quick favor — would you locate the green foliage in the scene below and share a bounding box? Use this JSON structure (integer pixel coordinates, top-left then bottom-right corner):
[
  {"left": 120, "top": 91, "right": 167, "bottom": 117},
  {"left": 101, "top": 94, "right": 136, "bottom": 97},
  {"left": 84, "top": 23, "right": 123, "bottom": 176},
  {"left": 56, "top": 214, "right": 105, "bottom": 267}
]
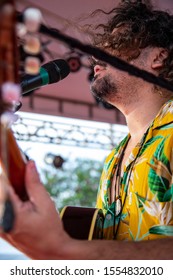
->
[
  {"left": 149, "top": 225, "right": 173, "bottom": 236},
  {"left": 40, "top": 157, "right": 103, "bottom": 210}
]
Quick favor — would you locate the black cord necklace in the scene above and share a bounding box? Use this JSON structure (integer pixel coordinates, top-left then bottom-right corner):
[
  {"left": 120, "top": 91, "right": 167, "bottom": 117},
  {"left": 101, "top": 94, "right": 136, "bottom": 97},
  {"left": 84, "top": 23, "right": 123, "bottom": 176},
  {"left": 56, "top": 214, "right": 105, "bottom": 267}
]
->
[{"left": 112, "top": 126, "right": 152, "bottom": 239}]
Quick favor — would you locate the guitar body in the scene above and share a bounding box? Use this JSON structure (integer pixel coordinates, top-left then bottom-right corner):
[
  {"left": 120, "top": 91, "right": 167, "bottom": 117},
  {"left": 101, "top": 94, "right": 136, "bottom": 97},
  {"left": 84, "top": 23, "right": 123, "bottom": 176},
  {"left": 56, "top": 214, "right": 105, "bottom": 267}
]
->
[{"left": 60, "top": 206, "right": 104, "bottom": 240}]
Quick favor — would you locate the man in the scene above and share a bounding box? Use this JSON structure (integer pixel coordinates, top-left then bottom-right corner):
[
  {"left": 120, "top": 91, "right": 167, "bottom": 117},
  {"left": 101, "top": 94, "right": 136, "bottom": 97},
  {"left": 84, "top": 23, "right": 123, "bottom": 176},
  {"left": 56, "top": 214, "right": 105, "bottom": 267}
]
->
[{"left": 0, "top": 0, "right": 173, "bottom": 259}]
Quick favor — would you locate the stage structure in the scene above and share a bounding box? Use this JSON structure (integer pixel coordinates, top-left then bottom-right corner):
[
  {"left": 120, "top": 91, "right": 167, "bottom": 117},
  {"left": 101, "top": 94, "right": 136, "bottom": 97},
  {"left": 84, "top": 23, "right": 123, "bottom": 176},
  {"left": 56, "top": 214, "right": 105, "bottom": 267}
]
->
[{"left": 12, "top": 114, "right": 128, "bottom": 151}]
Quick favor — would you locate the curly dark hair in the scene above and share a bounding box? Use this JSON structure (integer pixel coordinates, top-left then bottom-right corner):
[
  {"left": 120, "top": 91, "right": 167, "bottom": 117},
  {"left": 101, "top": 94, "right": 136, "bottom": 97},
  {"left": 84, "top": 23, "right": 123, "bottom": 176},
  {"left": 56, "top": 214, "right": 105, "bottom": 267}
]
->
[{"left": 91, "top": 0, "right": 173, "bottom": 83}]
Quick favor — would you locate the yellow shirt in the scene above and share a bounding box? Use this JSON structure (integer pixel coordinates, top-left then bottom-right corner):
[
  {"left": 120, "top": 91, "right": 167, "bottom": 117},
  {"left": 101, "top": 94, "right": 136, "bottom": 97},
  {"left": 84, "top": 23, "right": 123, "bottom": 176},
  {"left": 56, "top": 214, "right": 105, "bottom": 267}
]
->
[{"left": 96, "top": 99, "right": 173, "bottom": 240}]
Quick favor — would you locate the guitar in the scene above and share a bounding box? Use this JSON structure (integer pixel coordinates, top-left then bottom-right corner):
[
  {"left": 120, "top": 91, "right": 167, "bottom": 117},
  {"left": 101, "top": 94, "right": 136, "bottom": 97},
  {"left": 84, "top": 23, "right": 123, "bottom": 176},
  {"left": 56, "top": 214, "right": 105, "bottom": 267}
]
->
[
  {"left": 0, "top": 1, "right": 43, "bottom": 205},
  {"left": 0, "top": 1, "right": 104, "bottom": 239},
  {"left": 60, "top": 206, "right": 104, "bottom": 240},
  {"left": 0, "top": 0, "right": 26, "bottom": 232}
]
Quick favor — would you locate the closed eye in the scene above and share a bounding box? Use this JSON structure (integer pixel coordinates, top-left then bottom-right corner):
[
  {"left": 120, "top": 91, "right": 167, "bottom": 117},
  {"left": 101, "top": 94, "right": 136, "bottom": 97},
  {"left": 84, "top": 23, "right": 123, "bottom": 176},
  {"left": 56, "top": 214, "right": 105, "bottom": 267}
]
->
[{"left": 88, "top": 56, "right": 107, "bottom": 68}]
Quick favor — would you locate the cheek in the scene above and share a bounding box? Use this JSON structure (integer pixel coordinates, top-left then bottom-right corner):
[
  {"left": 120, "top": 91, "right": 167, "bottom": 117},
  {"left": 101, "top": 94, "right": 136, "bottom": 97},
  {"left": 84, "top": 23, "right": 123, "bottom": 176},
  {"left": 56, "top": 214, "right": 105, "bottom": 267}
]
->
[{"left": 108, "top": 67, "right": 125, "bottom": 83}]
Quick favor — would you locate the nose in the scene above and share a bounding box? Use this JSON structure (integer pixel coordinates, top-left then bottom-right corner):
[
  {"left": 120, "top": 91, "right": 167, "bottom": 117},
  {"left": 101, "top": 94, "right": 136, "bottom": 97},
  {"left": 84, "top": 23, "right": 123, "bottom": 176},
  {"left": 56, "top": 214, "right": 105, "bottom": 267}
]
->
[
  {"left": 94, "top": 64, "right": 101, "bottom": 74},
  {"left": 94, "top": 64, "right": 105, "bottom": 75}
]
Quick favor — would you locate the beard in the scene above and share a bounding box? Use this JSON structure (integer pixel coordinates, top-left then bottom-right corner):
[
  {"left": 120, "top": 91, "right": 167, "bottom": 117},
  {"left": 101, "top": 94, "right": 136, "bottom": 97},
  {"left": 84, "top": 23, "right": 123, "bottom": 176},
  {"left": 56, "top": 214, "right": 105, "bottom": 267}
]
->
[{"left": 90, "top": 74, "right": 118, "bottom": 105}]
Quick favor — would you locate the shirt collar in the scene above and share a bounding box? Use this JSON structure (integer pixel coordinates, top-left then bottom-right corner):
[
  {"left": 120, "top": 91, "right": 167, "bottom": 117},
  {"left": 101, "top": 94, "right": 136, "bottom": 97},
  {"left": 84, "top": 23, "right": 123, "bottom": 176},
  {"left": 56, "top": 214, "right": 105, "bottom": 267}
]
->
[{"left": 152, "top": 99, "right": 173, "bottom": 130}]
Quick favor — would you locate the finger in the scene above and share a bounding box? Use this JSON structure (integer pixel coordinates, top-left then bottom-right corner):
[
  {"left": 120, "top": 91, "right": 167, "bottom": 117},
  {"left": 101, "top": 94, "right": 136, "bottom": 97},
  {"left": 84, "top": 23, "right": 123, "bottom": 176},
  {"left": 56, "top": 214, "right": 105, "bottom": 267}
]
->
[
  {"left": 7, "top": 185, "right": 23, "bottom": 209},
  {"left": 25, "top": 160, "right": 50, "bottom": 205},
  {"left": 0, "top": 168, "right": 23, "bottom": 209}
]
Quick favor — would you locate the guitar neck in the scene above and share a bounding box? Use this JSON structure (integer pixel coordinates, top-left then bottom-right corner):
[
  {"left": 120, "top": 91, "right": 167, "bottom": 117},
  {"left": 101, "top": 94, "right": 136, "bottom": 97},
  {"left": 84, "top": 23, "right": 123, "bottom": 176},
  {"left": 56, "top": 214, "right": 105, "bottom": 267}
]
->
[{"left": 0, "top": 123, "right": 27, "bottom": 200}]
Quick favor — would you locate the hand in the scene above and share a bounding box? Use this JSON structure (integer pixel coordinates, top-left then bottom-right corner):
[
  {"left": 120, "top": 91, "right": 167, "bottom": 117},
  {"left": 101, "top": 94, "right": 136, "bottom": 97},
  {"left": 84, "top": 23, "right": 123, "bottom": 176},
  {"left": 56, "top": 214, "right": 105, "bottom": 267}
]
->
[
  {"left": 0, "top": 160, "right": 71, "bottom": 259},
  {"left": 2, "top": 161, "right": 171, "bottom": 260}
]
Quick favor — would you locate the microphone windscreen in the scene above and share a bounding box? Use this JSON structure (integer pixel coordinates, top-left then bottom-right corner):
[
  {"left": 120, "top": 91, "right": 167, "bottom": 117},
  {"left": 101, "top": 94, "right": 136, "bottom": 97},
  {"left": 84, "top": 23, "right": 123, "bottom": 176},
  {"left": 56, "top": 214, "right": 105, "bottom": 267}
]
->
[{"left": 42, "top": 59, "right": 70, "bottom": 83}]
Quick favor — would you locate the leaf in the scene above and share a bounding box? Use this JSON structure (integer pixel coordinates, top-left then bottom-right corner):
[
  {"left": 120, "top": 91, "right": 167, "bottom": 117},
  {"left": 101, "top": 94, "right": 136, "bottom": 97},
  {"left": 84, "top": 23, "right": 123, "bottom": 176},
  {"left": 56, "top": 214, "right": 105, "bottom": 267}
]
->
[
  {"left": 148, "top": 138, "right": 171, "bottom": 201},
  {"left": 147, "top": 157, "right": 171, "bottom": 182},
  {"left": 149, "top": 225, "right": 173, "bottom": 236},
  {"left": 163, "top": 186, "right": 173, "bottom": 201},
  {"left": 139, "top": 135, "right": 163, "bottom": 156},
  {"left": 135, "top": 193, "right": 146, "bottom": 208}
]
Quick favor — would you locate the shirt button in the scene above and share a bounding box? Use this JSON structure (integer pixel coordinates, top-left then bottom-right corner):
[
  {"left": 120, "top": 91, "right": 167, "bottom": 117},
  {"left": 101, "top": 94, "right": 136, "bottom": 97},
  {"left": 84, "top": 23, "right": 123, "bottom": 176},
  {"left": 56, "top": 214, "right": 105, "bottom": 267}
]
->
[{"left": 106, "top": 214, "right": 112, "bottom": 220}]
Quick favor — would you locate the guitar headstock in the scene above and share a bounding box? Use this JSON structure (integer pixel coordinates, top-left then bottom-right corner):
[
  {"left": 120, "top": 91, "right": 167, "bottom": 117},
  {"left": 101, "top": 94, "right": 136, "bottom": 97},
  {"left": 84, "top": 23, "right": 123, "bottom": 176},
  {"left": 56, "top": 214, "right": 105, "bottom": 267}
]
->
[
  {"left": 0, "top": 0, "right": 21, "bottom": 114},
  {"left": 0, "top": 0, "right": 18, "bottom": 231},
  {"left": 0, "top": 3, "right": 43, "bottom": 117},
  {"left": 0, "top": 2, "right": 43, "bottom": 232}
]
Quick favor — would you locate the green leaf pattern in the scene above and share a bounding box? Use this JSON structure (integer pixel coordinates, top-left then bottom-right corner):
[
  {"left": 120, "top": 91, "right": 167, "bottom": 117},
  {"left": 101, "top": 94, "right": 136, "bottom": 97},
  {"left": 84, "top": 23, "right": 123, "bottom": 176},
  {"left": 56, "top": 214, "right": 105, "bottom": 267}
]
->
[{"left": 96, "top": 99, "right": 173, "bottom": 240}]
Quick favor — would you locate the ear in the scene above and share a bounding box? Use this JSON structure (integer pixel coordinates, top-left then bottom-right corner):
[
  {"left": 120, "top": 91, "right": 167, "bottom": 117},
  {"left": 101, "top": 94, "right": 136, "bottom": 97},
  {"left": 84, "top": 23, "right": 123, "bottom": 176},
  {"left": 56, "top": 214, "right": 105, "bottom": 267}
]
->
[{"left": 151, "top": 48, "right": 168, "bottom": 70}]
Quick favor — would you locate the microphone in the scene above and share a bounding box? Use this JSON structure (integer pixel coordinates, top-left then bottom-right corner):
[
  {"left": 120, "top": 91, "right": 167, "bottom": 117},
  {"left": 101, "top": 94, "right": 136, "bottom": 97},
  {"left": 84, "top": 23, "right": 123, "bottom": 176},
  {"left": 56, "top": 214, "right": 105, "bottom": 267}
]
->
[{"left": 21, "top": 59, "right": 70, "bottom": 96}]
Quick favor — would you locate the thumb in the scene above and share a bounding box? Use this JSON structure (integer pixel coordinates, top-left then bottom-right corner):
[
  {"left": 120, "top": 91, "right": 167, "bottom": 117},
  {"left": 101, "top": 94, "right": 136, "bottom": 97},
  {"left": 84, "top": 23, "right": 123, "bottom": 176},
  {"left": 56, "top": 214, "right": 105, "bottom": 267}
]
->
[{"left": 25, "top": 160, "right": 49, "bottom": 204}]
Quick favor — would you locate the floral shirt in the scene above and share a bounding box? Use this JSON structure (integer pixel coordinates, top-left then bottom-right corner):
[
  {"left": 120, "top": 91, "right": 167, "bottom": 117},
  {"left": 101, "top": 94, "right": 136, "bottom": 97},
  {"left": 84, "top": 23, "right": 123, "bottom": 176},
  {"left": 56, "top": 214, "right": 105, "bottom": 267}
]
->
[{"left": 96, "top": 99, "right": 173, "bottom": 241}]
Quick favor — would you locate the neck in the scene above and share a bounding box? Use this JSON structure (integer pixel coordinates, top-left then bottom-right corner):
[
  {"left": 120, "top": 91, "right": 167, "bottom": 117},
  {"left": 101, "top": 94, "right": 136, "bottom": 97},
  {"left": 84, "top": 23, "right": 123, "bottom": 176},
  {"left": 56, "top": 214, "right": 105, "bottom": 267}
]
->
[{"left": 118, "top": 95, "right": 171, "bottom": 143}]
